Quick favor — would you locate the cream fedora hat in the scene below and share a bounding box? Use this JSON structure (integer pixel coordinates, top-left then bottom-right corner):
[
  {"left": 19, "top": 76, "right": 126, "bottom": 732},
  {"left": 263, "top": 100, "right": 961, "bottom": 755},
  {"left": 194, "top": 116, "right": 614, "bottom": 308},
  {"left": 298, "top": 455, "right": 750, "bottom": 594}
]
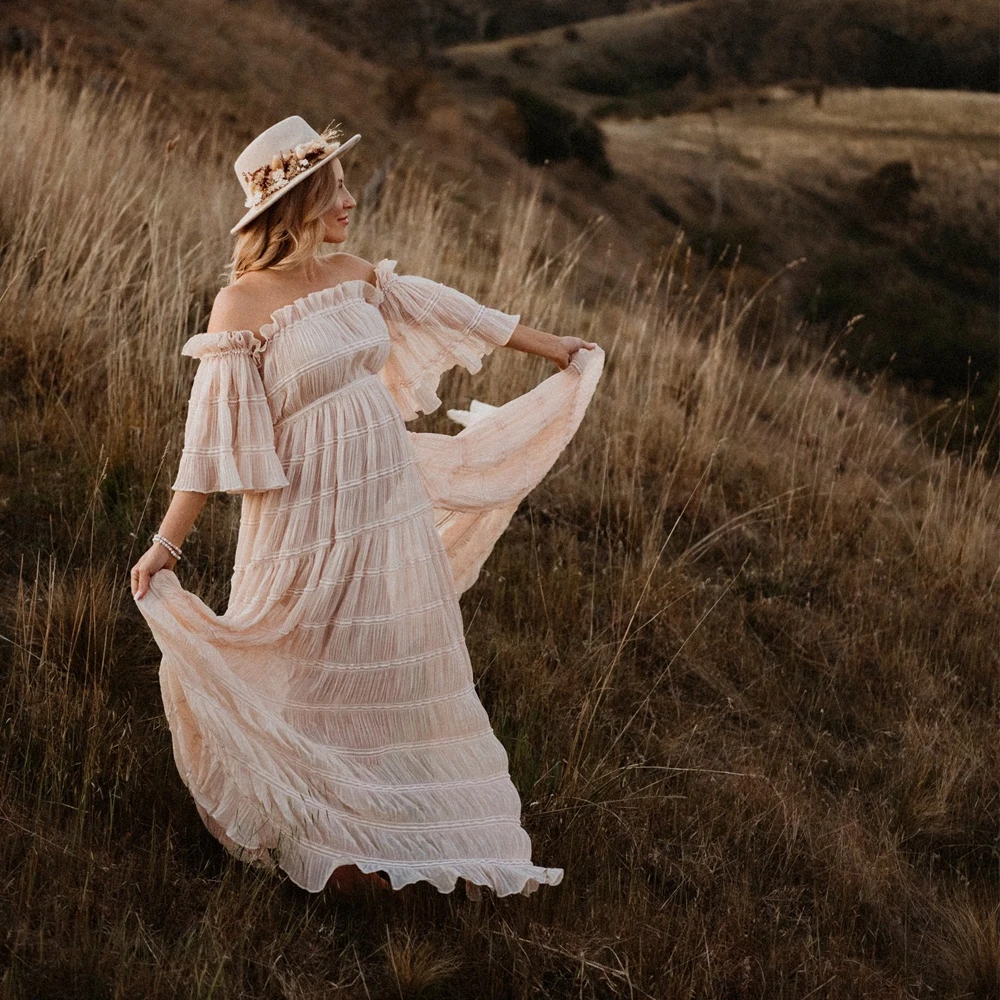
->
[{"left": 230, "top": 116, "right": 361, "bottom": 235}]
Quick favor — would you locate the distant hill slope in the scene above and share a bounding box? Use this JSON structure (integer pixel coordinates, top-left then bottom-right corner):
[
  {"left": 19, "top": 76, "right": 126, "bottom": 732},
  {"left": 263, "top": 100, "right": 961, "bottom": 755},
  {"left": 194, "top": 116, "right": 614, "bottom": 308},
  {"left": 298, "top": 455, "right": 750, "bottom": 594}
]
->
[
  {"left": 447, "top": 0, "right": 999, "bottom": 119},
  {"left": 447, "top": 1, "right": 694, "bottom": 116},
  {"left": 279, "top": 0, "right": 676, "bottom": 55},
  {"left": 444, "top": 1, "right": 999, "bottom": 409},
  {"left": 599, "top": 86, "right": 999, "bottom": 400}
]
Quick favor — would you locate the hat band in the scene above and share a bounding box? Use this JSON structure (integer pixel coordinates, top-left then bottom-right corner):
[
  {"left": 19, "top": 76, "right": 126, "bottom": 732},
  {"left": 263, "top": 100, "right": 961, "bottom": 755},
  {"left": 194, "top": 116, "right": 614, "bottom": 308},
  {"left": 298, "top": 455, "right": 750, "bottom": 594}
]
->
[{"left": 241, "top": 127, "right": 343, "bottom": 209}]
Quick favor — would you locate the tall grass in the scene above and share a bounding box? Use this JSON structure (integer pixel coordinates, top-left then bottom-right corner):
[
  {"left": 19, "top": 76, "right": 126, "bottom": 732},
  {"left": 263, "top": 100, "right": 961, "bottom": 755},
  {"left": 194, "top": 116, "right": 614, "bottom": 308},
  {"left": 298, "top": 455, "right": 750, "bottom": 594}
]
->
[{"left": 1, "top": 61, "right": 998, "bottom": 998}]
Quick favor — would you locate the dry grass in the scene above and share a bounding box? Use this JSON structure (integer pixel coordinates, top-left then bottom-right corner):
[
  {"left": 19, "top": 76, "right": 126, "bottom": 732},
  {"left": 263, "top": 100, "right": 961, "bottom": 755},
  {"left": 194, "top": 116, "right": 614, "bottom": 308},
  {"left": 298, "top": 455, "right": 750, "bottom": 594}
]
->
[
  {"left": 1, "top": 59, "right": 999, "bottom": 999},
  {"left": 13, "top": 0, "right": 387, "bottom": 140}
]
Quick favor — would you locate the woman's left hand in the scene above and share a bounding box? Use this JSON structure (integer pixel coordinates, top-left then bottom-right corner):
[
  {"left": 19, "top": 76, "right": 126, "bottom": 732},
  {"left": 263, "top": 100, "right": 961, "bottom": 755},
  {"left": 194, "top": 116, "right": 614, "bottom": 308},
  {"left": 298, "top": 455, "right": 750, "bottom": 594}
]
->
[{"left": 548, "top": 336, "right": 598, "bottom": 370}]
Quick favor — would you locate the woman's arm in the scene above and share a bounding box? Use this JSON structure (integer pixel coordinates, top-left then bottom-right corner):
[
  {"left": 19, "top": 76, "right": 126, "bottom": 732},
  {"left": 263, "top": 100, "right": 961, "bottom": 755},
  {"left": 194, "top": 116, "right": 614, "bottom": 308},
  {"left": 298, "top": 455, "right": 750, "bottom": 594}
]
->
[
  {"left": 130, "top": 489, "right": 207, "bottom": 599},
  {"left": 504, "top": 322, "right": 597, "bottom": 370}
]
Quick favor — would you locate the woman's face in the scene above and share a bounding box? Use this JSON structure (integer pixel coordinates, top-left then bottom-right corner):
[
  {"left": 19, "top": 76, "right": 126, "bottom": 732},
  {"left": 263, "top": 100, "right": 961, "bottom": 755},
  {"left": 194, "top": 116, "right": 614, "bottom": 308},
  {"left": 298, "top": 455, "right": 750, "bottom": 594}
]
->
[{"left": 320, "top": 159, "right": 357, "bottom": 243}]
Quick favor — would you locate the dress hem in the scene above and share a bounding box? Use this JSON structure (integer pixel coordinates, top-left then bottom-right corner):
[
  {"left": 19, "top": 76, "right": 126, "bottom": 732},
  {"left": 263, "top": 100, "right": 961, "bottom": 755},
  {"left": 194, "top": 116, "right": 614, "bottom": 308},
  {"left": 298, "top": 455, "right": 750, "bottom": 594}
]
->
[{"left": 195, "top": 799, "right": 563, "bottom": 898}]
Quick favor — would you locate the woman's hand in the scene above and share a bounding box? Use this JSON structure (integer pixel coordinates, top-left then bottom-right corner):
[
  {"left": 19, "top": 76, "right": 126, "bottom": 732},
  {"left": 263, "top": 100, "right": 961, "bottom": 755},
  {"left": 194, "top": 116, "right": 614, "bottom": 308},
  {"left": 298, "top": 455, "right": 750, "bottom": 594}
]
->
[
  {"left": 130, "top": 542, "right": 177, "bottom": 600},
  {"left": 503, "top": 325, "right": 597, "bottom": 368},
  {"left": 548, "top": 336, "right": 598, "bottom": 371}
]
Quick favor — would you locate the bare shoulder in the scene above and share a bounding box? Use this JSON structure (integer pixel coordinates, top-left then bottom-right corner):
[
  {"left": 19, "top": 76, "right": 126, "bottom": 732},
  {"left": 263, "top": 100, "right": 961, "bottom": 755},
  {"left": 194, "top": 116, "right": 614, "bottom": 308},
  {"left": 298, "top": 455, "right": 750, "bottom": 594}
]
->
[
  {"left": 324, "top": 251, "right": 377, "bottom": 287},
  {"left": 206, "top": 282, "right": 260, "bottom": 334}
]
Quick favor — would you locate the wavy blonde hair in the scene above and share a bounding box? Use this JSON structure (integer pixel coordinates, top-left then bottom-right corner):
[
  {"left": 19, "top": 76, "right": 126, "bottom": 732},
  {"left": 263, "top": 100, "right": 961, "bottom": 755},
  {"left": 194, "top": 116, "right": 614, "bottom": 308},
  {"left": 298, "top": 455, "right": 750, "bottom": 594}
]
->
[{"left": 226, "top": 156, "right": 343, "bottom": 283}]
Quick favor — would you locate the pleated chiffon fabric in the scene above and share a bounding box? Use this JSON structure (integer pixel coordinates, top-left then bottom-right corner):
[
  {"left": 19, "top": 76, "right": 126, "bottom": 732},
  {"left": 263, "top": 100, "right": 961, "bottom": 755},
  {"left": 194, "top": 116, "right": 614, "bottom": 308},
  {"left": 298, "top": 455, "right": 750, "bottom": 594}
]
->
[{"left": 136, "top": 258, "right": 605, "bottom": 896}]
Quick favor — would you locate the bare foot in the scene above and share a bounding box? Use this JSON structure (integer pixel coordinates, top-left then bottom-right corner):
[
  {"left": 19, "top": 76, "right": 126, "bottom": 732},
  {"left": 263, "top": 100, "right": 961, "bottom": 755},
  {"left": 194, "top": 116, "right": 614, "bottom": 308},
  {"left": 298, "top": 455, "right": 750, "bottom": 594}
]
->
[{"left": 330, "top": 865, "right": 392, "bottom": 895}]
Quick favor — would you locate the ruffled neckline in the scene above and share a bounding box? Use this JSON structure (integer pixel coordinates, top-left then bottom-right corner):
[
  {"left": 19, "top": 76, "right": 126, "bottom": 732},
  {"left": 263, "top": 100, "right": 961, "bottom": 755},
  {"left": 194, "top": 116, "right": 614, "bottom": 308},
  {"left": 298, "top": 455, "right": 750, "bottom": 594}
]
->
[
  {"left": 258, "top": 257, "right": 400, "bottom": 342},
  {"left": 179, "top": 260, "right": 402, "bottom": 359}
]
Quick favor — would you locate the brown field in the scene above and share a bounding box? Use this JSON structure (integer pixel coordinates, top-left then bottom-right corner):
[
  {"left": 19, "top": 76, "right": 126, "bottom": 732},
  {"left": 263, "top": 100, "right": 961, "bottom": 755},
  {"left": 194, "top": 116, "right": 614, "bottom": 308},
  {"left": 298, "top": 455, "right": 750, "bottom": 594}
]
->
[
  {"left": 585, "top": 85, "right": 1000, "bottom": 419},
  {"left": 1, "top": 53, "right": 999, "bottom": 1000}
]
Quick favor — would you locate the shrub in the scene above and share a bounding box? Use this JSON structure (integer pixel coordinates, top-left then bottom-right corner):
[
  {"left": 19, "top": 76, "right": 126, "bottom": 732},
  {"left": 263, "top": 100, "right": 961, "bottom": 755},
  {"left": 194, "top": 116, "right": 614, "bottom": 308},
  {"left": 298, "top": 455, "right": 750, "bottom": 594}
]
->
[
  {"left": 488, "top": 73, "right": 513, "bottom": 96},
  {"left": 509, "top": 87, "right": 576, "bottom": 163},
  {"left": 809, "top": 243, "right": 998, "bottom": 396},
  {"left": 508, "top": 44, "right": 537, "bottom": 68},
  {"left": 856, "top": 161, "right": 920, "bottom": 223},
  {"left": 568, "top": 115, "right": 613, "bottom": 180},
  {"left": 508, "top": 87, "right": 613, "bottom": 179},
  {"left": 562, "top": 61, "right": 634, "bottom": 97}
]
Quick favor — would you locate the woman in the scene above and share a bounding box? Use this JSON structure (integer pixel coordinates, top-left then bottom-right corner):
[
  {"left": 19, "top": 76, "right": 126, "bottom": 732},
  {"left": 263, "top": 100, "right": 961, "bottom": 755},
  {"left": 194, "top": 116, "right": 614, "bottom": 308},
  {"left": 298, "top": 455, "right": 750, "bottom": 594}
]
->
[{"left": 131, "top": 116, "right": 605, "bottom": 898}]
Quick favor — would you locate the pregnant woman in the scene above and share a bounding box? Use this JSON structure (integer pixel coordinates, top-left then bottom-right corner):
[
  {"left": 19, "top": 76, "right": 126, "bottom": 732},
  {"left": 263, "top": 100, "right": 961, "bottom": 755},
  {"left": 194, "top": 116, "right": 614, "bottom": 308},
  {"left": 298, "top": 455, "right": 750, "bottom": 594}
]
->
[{"left": 130, "top": 116, "right": 605, "bottom": 898}]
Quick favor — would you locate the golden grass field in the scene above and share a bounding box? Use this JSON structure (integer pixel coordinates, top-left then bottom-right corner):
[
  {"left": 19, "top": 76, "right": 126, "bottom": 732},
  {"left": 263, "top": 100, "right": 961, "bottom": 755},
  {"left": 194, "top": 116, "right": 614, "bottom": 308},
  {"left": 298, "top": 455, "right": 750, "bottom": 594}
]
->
[{"left": 1, "top": 54, "right": 999, "bottom": 1000}]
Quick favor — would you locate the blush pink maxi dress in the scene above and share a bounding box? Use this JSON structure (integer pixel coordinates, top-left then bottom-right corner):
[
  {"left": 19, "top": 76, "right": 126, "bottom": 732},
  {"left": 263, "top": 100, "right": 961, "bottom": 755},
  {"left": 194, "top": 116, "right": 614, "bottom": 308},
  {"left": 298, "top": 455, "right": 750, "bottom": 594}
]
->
[{"left": 135, "top": 257, "right": 605, "bottom": 897}]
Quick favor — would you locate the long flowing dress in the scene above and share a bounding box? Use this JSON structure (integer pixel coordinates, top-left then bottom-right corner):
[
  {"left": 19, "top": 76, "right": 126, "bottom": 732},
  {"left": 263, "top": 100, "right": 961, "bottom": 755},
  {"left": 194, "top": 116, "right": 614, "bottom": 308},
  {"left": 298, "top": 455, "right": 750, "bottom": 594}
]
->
[{"left": 135, "top": 257, "right": 605, "bottom": 897}]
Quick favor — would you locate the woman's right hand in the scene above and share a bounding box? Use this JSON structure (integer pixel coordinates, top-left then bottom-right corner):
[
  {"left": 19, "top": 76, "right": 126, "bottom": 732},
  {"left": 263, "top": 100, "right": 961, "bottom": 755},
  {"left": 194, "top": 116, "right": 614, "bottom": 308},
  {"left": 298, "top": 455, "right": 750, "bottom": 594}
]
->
[
  {"left": 548, "top": 336, "right": 598, "bottom": 371},
  {"left": 130, "top": 543, "right": 177, "bottom": 600}
]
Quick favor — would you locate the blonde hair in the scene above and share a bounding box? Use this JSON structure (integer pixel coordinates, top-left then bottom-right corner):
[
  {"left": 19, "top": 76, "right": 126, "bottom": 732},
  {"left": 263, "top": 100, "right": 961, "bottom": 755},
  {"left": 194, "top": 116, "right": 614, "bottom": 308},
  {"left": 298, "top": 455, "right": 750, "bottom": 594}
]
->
[{"left": 227, "top": 160, "right": 343, "bottom": 283}]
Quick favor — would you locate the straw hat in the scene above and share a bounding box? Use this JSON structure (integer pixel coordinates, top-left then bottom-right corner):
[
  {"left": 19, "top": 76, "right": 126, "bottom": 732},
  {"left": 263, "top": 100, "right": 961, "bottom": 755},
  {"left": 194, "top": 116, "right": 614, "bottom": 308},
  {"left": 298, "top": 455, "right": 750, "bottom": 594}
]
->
[{"left": 230, "top": 116, "right": 361, "bottom": 235}]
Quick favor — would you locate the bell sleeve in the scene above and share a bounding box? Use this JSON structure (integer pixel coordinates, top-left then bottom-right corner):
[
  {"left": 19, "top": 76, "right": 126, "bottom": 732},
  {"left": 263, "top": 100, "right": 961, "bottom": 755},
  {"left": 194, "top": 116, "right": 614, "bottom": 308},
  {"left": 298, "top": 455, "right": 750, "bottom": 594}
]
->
[
  {"left": 374, "top": 258, "right": 521, "bottom": 421},
  {"left": 171, "top": 330, "right": 290, "bottom": 495}
]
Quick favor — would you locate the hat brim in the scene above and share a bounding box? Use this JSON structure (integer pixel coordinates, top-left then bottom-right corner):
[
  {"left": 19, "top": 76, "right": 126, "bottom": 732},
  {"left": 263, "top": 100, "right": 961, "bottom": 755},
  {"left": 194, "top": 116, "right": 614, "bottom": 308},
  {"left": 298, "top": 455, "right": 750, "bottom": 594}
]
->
[{"left": 229, "top": 133, "right": 362, "bottom": 236}]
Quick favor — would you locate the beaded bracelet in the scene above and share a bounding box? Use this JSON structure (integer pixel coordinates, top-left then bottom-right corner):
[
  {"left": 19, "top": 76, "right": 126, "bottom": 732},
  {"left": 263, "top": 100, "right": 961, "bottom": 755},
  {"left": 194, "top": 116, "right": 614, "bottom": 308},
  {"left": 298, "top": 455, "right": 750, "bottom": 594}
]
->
[{"left": 152, "top": 533, "right": 183, "bottom": 561}]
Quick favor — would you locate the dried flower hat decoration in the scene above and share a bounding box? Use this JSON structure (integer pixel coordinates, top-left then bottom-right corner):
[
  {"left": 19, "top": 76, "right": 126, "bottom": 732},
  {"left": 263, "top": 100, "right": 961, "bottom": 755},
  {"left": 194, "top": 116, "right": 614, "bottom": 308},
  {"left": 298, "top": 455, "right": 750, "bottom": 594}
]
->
[{"left": 229, "top": 115, "right": 362, "bottom": 235}]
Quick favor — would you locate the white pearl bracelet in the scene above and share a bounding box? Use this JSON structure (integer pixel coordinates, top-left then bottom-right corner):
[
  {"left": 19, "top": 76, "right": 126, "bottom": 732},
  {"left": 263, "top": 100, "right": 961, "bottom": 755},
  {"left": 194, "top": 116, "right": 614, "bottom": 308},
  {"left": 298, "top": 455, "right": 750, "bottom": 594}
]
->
[{"left": 152, "top": 533, "right": 183, "bottom": 561}]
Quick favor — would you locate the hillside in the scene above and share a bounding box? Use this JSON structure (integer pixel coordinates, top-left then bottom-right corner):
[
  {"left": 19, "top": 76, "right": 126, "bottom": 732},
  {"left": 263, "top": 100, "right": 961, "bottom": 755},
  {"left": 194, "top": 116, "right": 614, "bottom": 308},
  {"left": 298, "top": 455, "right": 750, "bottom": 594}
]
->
[
  {"left": 447, "top": 1, "right": 696, "bottom": 116},
  {"left": 600, "top": 87, "right": 1000, "bottom": 398},
  {"left": 1, "top": 50, "right": 999, "bottom": 1000},
  {"left": 446, "top": 0, "right": 999, "bottom": 114},
  {"left": 445, "top": 8, "right": 1000, "bottom": 439},
  {"left": 4, "top": 0, "right": 657, "bottom": 298},
  {"left": 1, "top": 4, "right": 999, "bottom": 997},
  {"left": 280, "top": 0, "right": 673, "bottom": 55}
]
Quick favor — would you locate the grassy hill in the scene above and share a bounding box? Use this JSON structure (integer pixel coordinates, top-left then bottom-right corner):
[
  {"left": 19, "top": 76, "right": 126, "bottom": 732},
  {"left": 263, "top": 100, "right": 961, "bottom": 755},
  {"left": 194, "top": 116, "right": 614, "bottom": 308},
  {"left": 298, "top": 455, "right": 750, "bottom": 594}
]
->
[
  {"left": 600, "top": 86, "right": 1000, "bottom": 399},
  {"left": 447, "top": 1, "right": 694, "bottom": 118},
  {"left": 1, "top": 49, "right": 999, "bottom": 1000},
  {"left": 446, "top": 0, "right": 999, "bottom": 114},
  {"left": 6, "top": 0, "right": 677, "bottom": 303},
  {"left": 445, "top": 9, "right": 1000, "bottom": 448}
]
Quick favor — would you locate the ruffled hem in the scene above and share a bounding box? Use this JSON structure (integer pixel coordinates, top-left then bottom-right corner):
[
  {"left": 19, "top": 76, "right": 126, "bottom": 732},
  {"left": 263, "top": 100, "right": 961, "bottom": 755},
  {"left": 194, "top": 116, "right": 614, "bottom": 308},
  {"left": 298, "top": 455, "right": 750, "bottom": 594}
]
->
[
  {"left": 195, "top": 800, "right": 563, "bottom": 898},
  {"left": 374, "top": 258, "right": 522, "bottom": 422},
  {"left": 144, "top": 566, "right": 564, "bottom": 900},
  {"left": 172, "top": 451, "right": 290, "bottom": 495}
]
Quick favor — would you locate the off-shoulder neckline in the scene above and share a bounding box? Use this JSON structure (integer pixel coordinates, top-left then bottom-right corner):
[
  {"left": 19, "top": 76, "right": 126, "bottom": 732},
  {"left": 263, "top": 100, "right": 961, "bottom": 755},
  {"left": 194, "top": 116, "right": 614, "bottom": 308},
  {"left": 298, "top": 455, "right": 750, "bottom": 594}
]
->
[
  {"left": 256, "top": 257, "right": 400, "bottom": 342},
  {"left": 182, "top": 259, "right": 401, "bottom": 356}
]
